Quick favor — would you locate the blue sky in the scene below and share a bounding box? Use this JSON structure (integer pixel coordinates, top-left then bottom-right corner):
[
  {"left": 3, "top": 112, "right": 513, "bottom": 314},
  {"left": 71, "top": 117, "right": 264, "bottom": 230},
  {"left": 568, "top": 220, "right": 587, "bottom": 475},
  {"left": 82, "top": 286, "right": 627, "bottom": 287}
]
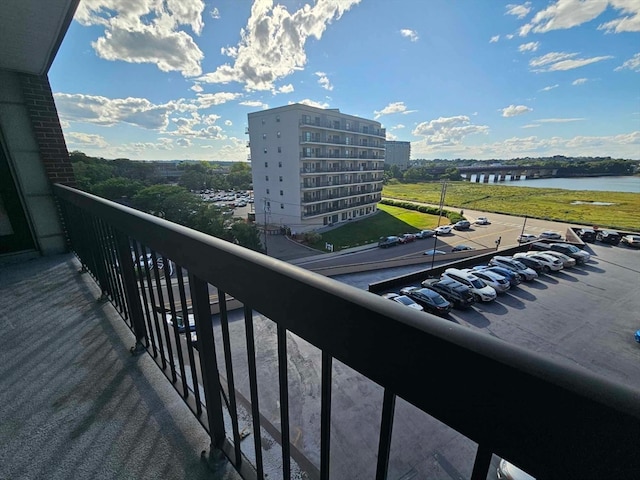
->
[{"left": 49, "top": 0, "right": 640, "bottom": 161}]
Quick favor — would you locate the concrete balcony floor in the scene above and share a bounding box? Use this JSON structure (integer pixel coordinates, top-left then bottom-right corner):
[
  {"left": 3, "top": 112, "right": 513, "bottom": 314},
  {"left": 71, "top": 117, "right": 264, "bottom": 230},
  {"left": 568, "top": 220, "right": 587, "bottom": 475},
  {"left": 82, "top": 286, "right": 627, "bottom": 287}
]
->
[{"left": 0, "top": 253, "right": 242, "bottom": 480}]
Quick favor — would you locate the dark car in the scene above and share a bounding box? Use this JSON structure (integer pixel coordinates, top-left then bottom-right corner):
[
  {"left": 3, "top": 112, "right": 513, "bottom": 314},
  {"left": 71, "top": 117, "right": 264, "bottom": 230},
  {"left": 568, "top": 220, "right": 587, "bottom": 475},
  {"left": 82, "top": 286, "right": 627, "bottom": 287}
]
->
[
  {"left": 421, "top": 278, "right": 476, "bottom": 309},
  {"left": 399, "top": 287, "right": 452, "bottom": 316},
  {"left": 453, "top": 220, "right": 471, "bottom": 230},
  {"left": 577, "top": 228, "right": 597, "bottom": 243},
  {"left": 415, "top": 229, "right": 436, "bottom": 239},
  {"left": 165, "top": 314, "right": 196, "bottom": 333},
  {"left": 451, "top": 244, "right": 475, "bottom": 253},
  {"left": 378, "top": 236, "right": 400, "bottom": 248},
  {"left": 546, "top": 243, "right": 591, "bottom": 263},
  {"left": 511, "top": 255, "right": 544, "bottom": 273},
  {"left": 596, "top": 230, "right": 621, "bottom": 245}
]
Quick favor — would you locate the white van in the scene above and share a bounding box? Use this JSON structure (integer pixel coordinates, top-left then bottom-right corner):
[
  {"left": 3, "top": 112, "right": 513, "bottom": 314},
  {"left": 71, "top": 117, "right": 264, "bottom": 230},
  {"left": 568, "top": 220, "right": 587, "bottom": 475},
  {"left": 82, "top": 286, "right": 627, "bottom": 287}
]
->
[{"left": 441, "top": 268, "right": 497, "bottom": 302}]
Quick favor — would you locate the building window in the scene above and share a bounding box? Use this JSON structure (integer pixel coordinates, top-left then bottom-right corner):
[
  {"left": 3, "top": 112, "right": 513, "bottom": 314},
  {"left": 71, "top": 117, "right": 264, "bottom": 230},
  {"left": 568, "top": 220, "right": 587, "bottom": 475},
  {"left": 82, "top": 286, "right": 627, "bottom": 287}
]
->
[
  {"left": 280, "top": 203, "right": 284, "bottom": 209},
  {"left": 277, "top": 131, "right": 281, "bottom": 138},
  {"left": 264, "top": 161, "right": 268, "bottom": 167},
  {"left": 276, "top": 115, "right": 280, "bottom": 122},
  {"left": 279, "top": 176, "right": 283, "bottom": 182},
  {"left": 278, "top": 161, "right": 282, "bottom": 167},
  {"left": 280, "top": 190, "right": 283, "bottom": 196},
  {"left": 266, "top": 176, "right": 269, "bottom": 181},
  {"left": 263, "top": 133, "right": 267, "bottom": 139},
  {"left": 262, "top": 119, "right": 265, "bottom": 124},
  {"left": 264, "top": 148, "right": 267, "bottom": 154},
  {"left": 267, "top": 201, "right": 270, "bottom": 208},
  {"left": 266, "top": 188, "right": 270, "bottom": 194},
  {"left": 278, "top": 146, "right": 282, "bottom": 153}
]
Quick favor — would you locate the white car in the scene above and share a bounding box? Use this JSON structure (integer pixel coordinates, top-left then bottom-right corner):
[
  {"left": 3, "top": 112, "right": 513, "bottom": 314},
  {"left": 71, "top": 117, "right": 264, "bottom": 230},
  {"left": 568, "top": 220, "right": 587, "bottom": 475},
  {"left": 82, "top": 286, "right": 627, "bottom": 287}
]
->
[
  {"left": 441, "top": 268, "right": 497, "bottom": 302},
  {"left": 539, "top": 230, "right": 562, "bottom": 240},
  {"left": 381, "top": 293, "right": 424, "bottom": 311},
  {"left": 517, "top": 233, "right": 538, "bottom": 243},
  {"left": 514, "top": 252, "right": 563, "bottom": 272},
  {"left": 489, "top": 256, "right": 538, "bottom": 281},
  {"left": 435, "top": 225, "right": 453, "bottom": 235},
  {"left": 539, "top": 250, "right": 576, "bottom": 268},
  {"left": 464, "top": 268, "right": 510, "bottom": 293},
  {"left": 475, "top": 217, "right": 490, "bottom": 225}
]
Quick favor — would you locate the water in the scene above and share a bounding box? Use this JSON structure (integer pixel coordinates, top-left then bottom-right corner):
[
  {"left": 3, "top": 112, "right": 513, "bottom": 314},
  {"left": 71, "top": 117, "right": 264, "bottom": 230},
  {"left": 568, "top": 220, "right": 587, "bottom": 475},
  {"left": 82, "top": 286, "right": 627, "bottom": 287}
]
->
[{"left": 483, "top": 176, "right": 640, "bottom": 193}]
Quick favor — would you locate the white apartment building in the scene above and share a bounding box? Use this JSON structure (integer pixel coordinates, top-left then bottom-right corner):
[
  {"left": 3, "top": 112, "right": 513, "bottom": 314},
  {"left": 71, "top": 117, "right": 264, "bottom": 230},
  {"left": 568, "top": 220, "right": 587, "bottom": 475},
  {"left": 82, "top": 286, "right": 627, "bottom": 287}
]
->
[
  {"left": 248, "top": 104, "right": 385, "bottom": 233},
  {"left": 384, "top": 141, "right": 411, "bottom": 169}
]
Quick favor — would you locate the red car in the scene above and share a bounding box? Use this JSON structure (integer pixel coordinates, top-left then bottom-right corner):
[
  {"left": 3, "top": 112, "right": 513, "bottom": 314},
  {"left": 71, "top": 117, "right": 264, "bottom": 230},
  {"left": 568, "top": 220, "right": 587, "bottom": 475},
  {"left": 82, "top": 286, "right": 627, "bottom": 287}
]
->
[{"left": 398, "top": 233, "right": 417, "bottom": 244}]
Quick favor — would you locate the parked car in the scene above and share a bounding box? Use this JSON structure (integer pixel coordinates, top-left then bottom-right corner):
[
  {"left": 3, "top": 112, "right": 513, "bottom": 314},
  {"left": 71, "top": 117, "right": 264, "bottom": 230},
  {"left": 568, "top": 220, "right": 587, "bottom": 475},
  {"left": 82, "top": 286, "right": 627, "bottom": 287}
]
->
[
  {"left": 451, "top": 244, "right": 475, "bottom": 252},
  {"left": 421, "top": 278, "right": 476, "bottom": 309},
  {"left": 514, "top": 252, "right": 563, "bottom": 272},
  {"left": 538, "top": 250, "right": 576, "bottom": 268},
  {"left": 399, "top": 287, "right": 452, "bottom": 316},
  {"left": 423, "top": 249, "right": 446, "bottom": 256},
  {"left": 497, "top": 459, "right": 536, "bottom": 480},
  {"left": 381, "top": 292, "right": 424, "bottom": 311},
  {"left": 475, "top": 217, "right": 490, "bottom": 225},
  {"left": 440, "top": 268, "right": 497, "bottom": 302},
  {"left": 488, "top": 256, "right": 538, "bottom": 281},
  {"left": 517, "top": 233, "right": 538, "bottom": 243},
  {"left": 415, "top": 229, "right": 435, "bottom": 239},
  {"left": 165, "top": 313, "right": 196, "bottom": 333},
  {"left": 463, "top": 268, "right": 510, "bottom": 293},
  {"left": 474, "top": 265, "right": 522, "bottom": 286},
  {"left": 434, "top": 225, "right": 452, "bottom": 235},
  {"left": 510, "top": 254, "right": 544, "bottom": 273},
  {"left": 539, "top": 231, "right": 563, "bottom": 240},
  {"left": 378, "top": 236, "right": 400, "bottom": 248},
  {"left": 398, "top": 233, "right": 417, "bottom": 244},
  {"left": 596, "top": 229, "right": 621, "bottom": 245},
  {"left": 576, "top": 228, "right": 597, "bottom": 243},
  {"left": 621, "top": 234, "right": 640, "bottom": 248},
  {"left": 453, "top": 220, "right": 471, "bottom": 230},
  {"left": 547, "top": 243, "right": 591, "bottom": 264}
]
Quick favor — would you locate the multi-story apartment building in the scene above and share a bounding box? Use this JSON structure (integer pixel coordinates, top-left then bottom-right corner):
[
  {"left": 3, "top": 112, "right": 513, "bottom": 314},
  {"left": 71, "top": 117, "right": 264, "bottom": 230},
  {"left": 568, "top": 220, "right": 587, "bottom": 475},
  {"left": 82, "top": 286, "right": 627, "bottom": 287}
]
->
[
  {"left": 384, "top": 140, "right": 411, "bottom": 169},
  {"left": 248, "top": 104, "right": 385, "bottom": 233}
]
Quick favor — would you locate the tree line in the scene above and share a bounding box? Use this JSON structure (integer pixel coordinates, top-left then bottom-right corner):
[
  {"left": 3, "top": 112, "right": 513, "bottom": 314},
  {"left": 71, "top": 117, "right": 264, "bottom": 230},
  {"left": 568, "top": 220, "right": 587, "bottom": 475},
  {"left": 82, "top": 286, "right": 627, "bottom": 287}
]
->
[{"left": 69, "top": 151, "right": 262, "bottom": 251}]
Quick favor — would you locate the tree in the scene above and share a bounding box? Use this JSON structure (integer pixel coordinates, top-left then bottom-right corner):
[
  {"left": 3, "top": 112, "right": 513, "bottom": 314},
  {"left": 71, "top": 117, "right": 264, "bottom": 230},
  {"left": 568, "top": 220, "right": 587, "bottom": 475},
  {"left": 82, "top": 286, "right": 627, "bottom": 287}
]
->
[
  {"left": 132, "top": 185, "right": 200, "bottom": 224},
  {"left": 227, "top": 162, "right": 252, "bottom": 190},
  {"left": 229, "top": 222, "right": 263, "bottom": 252},
  {"left": 179, "top": 170, "right": 209, "bottom": 191},
  {"left": 92, "top": 177, "right": 144, "bottom": 200}
]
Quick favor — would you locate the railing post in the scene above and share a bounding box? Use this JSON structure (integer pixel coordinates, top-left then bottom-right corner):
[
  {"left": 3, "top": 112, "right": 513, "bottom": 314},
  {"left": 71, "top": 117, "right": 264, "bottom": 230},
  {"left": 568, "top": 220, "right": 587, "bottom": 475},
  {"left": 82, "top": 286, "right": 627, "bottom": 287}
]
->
[
  {"left": 113, "top": 229, "right": 147, "bottom": 353},
  {"left": 189, "top": 273, "right": 226, "bottom": 452}
]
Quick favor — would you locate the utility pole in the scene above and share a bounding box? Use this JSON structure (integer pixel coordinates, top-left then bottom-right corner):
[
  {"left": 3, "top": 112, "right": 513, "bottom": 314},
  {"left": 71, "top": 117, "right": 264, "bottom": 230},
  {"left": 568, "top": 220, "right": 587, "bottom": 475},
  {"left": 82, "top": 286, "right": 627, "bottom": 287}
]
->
[
  {"left": 263, "top": 198, "right": 270, "bottom": 255},
  {"left": 431, "top": 180, "right": 448, "bottom": 270},
  {"left": 519, "top": 215, "right": 528, "bottom": 243}
]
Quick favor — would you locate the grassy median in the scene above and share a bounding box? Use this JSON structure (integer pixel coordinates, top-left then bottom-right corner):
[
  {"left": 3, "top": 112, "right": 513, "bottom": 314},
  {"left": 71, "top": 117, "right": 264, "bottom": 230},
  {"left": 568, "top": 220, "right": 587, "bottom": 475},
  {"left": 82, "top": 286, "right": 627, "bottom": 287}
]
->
[{"left": 383, "top": 181, "right": 640, "bottom": 231}]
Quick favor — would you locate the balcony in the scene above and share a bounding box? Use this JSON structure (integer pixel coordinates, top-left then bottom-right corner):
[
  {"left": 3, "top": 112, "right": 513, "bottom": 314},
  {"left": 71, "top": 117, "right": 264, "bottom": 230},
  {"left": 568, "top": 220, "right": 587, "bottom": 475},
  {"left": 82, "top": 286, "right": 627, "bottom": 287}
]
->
[
  {"left": 299, "top": 118, "right": 386, "bottom": 138},
  {"left": 4, "top": 184, "right": 637, "bottom": 479}
]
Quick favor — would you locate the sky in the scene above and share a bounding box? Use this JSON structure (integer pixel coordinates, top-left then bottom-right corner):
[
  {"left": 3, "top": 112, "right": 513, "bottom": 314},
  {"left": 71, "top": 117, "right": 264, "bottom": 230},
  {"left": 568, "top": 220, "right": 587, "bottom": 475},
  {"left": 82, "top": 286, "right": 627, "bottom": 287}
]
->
[{"left": 48, "top": 0, "right": 640, "bottom": 162}]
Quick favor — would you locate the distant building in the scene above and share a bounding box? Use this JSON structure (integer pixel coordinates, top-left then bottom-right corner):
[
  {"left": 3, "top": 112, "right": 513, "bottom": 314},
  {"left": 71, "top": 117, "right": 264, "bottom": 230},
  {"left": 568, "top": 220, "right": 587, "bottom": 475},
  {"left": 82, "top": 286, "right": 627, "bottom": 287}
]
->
[
  {"left": 248, "top": 104, "right": 385, "bottom": 233},
  {"left": 384, "top": 141, "right": 411, "bottom": 169}
]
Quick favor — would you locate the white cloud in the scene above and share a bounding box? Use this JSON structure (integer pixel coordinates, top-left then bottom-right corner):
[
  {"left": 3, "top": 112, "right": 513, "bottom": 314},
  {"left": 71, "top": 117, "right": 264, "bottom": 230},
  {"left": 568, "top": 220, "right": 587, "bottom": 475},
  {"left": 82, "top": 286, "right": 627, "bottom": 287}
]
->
[
  {"left": 176, "top": 138, "right": 191, "bottom": 147},
  {"left": 196, "top": 92, "right": 243, "bottom": 108},
  {"left": 239, "top": 100, "right": 269, "bottom": 108},
  {"left": 490, "top": 35, "right": 500, "bottom": 43},
  {"left": 65, "top": 132, "right": 109, "bottom": 148},
  {"left": 518, "top": 41, "right": 539, "bottom": 52},
  {"left": 197, "top": 0, "right": 362, "bottom": 91},
  {"left": 210, "top": 7, "right": 220, "bottom": 19},
  {"left": 412, "top": 115, "right": 489, "bottom": 146},
  {"left": 572, "top": 78, "right": 589, "bottom": 85},
  {"left": 506, "top": 34, "right": 515, "bottom": 39},
  {"left": 506, "top": 2, "right": 532, "bottom": 19},
  {"left": 315, "top": 72, "right": 334, "bottom": 91},
  {"left": 615, "top": 52, "right": 640, "bottom": 72},
  {"left": 537, "top": 118, "right": 585, "bottom": 123},
  {"left": 224, "top": 120, "right": 233, "bottom": 126},
  {"left": 519, "top": 0, "right": 640, "bottom": 36},
  {"left": 400, "top": 29, "right": 419, "bottom": 42},
  {"left": 521, "top": 124, "right": 541, "bottom": 128},
  {"left": 374, "top": 102, "right": 415, "bottom": 119},
  {"left": 75, "top": 0, "right": 206, "bottom": 76},
  {"left": 540, "top": 84, "right": 559, "bottom": 91},
  {"left": 530, "top": 51, "right": 613, "bottom": 71},
  {"left": 190, "top": 83, "right": 204, "bottom": 92},
  {"left": 278, "top": 84, "right": 295, "bottom": 93},
  {"left": 501, "top": 105, "right": 533, "bottom": 117},
  {"left": 390, "top": 124, "right": 406, "bottom": 130},
  {"left": 294, "top": 99, "right": 330, "bottom": 109}
]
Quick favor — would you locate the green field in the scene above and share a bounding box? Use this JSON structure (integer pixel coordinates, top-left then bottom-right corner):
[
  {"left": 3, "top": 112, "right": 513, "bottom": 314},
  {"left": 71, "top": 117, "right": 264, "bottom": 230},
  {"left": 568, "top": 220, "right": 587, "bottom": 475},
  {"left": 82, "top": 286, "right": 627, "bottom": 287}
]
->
[
  {"left": 383, "top": 181, "right": 640, "bottom": 231},
  {"left": 308, "top": 203, "right": 444, "bottom": 251}
]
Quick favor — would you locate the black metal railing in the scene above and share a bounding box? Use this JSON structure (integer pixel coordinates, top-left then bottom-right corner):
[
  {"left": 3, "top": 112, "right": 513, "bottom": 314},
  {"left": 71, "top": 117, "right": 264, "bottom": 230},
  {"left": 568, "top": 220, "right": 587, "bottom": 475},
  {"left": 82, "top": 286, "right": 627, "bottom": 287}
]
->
[{"left": 54, "top": 184, "right": 640, "bottom": 480}]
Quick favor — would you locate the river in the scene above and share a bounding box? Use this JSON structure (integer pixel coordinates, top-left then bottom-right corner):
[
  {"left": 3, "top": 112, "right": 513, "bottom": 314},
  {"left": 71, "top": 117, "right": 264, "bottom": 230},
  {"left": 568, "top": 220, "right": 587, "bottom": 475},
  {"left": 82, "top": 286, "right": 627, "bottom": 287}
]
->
[{"left": 483, "top": 175, "right": 640, "bottom": 193}]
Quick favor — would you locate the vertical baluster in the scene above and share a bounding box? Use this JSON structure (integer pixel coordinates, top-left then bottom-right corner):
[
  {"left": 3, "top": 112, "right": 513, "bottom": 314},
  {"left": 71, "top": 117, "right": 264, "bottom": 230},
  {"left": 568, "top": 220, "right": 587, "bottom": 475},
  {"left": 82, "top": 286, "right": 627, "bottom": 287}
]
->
[
  {"left": 131, "top": 241, "right": 155, "bottom": 352},
  {"left": 277, "top": 325, "right": 291, "bottom": 480},
  {"left": 140, "top": 245, "right": 167, "bottom": 369},
  {"left": 320, "top": 352, "right": 333, "bottom": 480},
  {"left": 375, "top": 389, "right": 396, "bottom": 480},
  {"left": 244, "top": 305, "right": 264, "bottom": 478},
  {"left": 150, "top": 250, "right": 176, "bottom": 381},
  {"left": 471, "top": 444, "right": 493, "bottom": 480},
  {"left": 163, "top": 255, "right": 188, "bottom": 394},
  {"left": 177, "top": 267, "right": 201, "bottom": 411}
]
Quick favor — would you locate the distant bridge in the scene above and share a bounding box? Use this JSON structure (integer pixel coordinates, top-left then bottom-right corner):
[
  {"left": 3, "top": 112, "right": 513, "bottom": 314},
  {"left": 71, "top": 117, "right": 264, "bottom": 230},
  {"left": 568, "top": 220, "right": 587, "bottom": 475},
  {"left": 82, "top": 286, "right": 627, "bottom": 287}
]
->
[{"left": 417, "top": 164, "right": 559, "bottom": 182}]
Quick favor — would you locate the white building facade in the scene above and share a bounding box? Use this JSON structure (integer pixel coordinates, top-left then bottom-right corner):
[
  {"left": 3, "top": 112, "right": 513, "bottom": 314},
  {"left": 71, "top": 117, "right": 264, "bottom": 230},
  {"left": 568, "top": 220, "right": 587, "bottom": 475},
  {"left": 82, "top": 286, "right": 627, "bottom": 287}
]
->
[
  {"left": 384, "top": 141, "right": 411, "bottom": 169},
  {"left": 248, "top": 104, "right": 385, "bottom": 233}
]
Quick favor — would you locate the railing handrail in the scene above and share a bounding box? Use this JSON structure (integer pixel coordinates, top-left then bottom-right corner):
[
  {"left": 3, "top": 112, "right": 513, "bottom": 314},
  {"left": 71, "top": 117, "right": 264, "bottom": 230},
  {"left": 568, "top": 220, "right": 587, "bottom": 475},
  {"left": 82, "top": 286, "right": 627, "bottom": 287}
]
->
[{"left": 54, "top": 183, "right": 640, "bottom": 479}]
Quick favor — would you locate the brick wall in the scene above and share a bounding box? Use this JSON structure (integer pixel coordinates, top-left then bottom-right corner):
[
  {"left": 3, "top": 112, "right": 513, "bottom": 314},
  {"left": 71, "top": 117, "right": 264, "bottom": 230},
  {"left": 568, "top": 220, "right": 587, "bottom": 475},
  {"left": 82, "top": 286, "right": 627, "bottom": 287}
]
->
[{"left": 19, "top": 73, "right": 75, "bottom": 187}]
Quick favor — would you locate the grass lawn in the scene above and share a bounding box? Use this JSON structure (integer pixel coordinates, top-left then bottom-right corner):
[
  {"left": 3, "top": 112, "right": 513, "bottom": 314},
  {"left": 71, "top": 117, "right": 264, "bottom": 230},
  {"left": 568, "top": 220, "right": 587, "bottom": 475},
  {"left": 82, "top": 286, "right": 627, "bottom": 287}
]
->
[
  {"left": 308, "top": 203, "right": 445, "bottom": 251},
  {"left": 383, "top": 181, "right": 640, "bottom": 231}
]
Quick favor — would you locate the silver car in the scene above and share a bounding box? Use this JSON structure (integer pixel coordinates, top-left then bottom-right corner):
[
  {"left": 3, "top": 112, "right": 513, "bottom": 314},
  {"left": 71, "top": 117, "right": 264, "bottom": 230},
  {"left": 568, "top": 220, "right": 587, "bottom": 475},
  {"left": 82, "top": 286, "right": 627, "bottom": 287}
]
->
[{"left": 489, "top": 256, "right": 538, "bottom": 281}]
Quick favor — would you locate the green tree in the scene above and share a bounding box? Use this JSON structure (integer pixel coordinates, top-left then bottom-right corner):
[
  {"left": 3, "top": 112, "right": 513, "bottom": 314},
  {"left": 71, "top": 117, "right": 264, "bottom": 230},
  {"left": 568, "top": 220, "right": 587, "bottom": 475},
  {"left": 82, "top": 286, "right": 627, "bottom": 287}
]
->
[
  {"left": 132, "top": 185, "right": 200, "bottom": 224},
  {"left": 92, "top": 177, "right": 144, "bottom": 200},
  {"left": 179, "top": 170, "right": 209, "bottom": 191},
  {"left": 229, "top": 222, "right": 263, "bottom": 252},
  {"left": 227, "top": 162, "right": 252, "bottom": 190}
]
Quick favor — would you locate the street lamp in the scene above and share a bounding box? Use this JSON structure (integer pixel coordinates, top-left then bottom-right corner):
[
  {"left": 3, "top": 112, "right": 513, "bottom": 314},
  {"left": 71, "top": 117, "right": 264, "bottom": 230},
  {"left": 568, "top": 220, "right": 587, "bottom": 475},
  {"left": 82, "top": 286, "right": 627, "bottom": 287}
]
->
[{"left": 430, "top": 180, "right": 448, "bottom": 270}]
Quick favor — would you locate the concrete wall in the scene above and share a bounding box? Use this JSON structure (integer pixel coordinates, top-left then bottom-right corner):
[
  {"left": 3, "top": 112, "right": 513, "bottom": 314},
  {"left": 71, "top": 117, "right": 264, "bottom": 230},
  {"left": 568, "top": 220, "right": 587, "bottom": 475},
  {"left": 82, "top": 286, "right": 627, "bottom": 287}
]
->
[{"left": 0, "top": 70, "right": 72, "bottom": 256}]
